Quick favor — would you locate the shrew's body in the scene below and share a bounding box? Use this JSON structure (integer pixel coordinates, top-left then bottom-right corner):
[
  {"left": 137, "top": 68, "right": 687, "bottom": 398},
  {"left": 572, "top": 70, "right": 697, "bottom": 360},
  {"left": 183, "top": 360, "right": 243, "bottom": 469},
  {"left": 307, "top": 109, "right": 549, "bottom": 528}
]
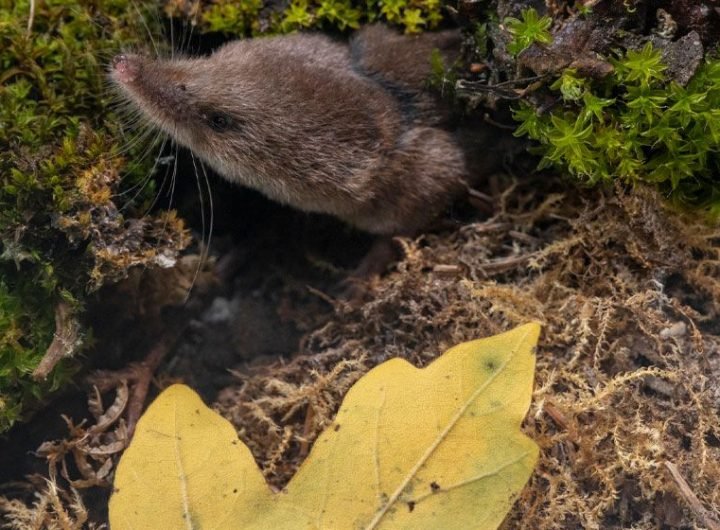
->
[{"left": 111, "top": 25, "right": 474, "bottom": 235}]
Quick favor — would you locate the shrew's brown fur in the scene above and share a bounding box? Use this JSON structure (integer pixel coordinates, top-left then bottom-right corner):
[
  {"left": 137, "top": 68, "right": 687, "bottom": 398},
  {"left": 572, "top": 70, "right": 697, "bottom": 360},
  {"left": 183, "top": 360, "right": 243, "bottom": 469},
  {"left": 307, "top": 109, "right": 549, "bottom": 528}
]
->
[{"left": 111, "top": 25, "right": 481, "bottom": 235}]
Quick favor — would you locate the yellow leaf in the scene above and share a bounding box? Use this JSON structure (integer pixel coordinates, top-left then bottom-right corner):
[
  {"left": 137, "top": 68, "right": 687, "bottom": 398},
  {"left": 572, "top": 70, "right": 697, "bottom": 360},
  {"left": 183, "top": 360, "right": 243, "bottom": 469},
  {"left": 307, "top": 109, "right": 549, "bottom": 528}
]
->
[{"left": 110, "top": 323, "right": 540, "bottom": 529}]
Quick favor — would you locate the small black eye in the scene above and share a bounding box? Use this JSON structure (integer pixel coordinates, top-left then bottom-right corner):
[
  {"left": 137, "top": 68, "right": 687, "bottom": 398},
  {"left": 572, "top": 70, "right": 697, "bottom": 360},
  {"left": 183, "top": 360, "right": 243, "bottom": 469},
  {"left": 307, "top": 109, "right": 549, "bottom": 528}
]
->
[{"left": 209, "top": 113, "right": 232, "bottom": 132}]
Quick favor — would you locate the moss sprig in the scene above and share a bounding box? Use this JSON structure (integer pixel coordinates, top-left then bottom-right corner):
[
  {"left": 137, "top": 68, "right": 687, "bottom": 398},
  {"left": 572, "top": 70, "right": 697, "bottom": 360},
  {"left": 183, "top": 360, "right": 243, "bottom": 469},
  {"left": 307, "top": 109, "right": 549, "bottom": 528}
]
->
[{"left": 504, "top": 7, "right": 553, "bottom": 56}]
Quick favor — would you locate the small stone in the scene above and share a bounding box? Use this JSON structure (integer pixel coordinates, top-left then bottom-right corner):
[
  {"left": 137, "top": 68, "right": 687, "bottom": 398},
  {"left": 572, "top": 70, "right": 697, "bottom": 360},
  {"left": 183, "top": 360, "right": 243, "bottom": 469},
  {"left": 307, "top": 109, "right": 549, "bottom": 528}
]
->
[{"left": 203, "top": 297, "right": 236, "bottom": 324}]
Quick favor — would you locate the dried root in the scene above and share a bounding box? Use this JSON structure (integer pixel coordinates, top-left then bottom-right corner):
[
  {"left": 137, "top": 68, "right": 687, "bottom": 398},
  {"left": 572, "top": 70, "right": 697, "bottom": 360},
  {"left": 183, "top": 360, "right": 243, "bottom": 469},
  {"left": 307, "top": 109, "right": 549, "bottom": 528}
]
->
[{"left": 35, "top": 384, "right": 129, "bottom": 489}]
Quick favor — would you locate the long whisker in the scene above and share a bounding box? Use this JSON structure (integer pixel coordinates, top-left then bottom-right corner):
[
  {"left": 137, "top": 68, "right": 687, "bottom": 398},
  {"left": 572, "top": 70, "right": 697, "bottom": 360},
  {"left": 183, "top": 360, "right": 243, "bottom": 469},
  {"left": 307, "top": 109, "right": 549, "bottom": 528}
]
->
[
  {"left": 142, "top": 146, "right": 174, "bottom": 215},
  {"left": 116, "top": 134, "right": 168, "bottom": 211},
  {"left": 190, "top": 150, "right": 207, "bottom": 266},
  {"left": 185, "top": 152, "right": 215, "bottom": 301},
  {"left": 168, "top": 139, "right": 179, "bottom": 203},
  {"left": 169, "top": 11, "right": 175, "bottom": 60},
  {"left": 200, "top": 160, "right": 214, "bottom": 268},
  {"left": 124, "top": 128, "right": 165, "bottom": 171},
  {"left": 131, "top": 0, "right": 159, "bottom": 59},
  {"left": 114, "top": 121, "right": 158, "bottom": 158},
  {"left": 183, "top": 11, "right": 197, "bottom": 56},
  {"left": 152, "top": 140, "right": 180, "bottom": 275}
]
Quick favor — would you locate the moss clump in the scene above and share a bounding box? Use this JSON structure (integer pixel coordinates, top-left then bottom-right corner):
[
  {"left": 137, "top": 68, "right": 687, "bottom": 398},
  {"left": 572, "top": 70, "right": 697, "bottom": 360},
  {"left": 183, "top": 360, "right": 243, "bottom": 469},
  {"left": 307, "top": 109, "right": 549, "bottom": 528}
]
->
[
  {"left": 0, "top": 0, "right": 189, "bottom": 431},
  {"left": 165, "top": 0, "right": 443, "bottom": 36},
  {"left": 513, "top": 42, "right": 720, "bottom": 216}
]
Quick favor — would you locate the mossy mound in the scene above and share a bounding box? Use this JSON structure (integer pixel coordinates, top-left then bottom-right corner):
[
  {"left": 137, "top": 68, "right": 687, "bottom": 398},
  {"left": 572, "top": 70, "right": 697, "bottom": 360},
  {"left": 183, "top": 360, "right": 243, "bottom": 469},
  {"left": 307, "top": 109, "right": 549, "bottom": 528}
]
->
[
  {"left": 215, "top": 179, "right": 720, "bottom": 528},
  {"left": 0, "top": 0, "right": 189, "bottom": 431}
]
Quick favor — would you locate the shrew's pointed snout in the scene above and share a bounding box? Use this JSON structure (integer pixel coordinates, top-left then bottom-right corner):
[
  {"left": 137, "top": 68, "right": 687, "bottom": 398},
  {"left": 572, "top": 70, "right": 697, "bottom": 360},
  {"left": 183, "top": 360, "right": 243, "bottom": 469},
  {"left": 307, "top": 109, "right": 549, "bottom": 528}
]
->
[
  {"left": 110, "top": 54, "right": 198, "bottom": 146},
  {"left": 111, "top": 54, "right": 141, "bottom": 84}
]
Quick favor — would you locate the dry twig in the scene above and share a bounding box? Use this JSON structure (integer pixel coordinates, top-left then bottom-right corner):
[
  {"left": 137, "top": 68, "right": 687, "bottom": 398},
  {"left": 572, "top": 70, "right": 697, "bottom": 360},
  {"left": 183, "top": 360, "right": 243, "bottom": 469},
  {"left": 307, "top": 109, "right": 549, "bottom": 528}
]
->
[{"left": 664, "top": 462, "right": 720, "bottom": 530}]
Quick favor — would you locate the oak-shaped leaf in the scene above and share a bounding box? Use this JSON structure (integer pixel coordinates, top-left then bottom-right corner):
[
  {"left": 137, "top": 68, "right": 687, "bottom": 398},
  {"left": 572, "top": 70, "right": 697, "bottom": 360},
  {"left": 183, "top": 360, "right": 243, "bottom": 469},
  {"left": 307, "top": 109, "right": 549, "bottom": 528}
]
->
[{"left": 110, "top": 323, "right": 540, "bottom": 529}]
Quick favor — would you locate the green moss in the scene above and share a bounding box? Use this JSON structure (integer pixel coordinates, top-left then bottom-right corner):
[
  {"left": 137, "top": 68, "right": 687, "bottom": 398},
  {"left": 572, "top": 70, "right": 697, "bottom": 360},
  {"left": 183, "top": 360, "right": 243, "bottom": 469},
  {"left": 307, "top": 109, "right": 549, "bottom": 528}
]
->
[
  {"left": 203, "top": 0, "right": 264, "bottom": 34},
  {"left": 168, "top": 0, "right": 443, "bottom": 36},
  {"left": 504, "top": 7, "right": 553, "bottom": 56},
  {"left": 0, "top": 0, "right": 187, "bottom": 431},
  {"left": 513, "top": 43, "right": 720, "bottom": 217}
]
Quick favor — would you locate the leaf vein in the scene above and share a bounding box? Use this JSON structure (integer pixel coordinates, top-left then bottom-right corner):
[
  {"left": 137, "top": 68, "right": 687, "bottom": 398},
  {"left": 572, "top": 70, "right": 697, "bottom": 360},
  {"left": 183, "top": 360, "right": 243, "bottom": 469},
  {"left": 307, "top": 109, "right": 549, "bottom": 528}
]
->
[
  {"left": 363, "top": 326, "right": 533, "bottom": 529},
  {"left": 373, "top": 387, "right": 386, "bottom": 504},
  {"left": 409, "top": 451, "right": 533, "bottom": 505},
  {"left": 173, "top": 400, "right": 194, "bottom": 530}
]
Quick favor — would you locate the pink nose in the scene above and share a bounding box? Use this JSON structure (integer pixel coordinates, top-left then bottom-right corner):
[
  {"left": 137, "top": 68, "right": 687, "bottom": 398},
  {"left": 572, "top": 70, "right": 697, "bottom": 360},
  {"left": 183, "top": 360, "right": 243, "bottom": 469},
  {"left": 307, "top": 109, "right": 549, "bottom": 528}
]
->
[{"left": 111, "top": 54, "right": 139, "bottom": 83}]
